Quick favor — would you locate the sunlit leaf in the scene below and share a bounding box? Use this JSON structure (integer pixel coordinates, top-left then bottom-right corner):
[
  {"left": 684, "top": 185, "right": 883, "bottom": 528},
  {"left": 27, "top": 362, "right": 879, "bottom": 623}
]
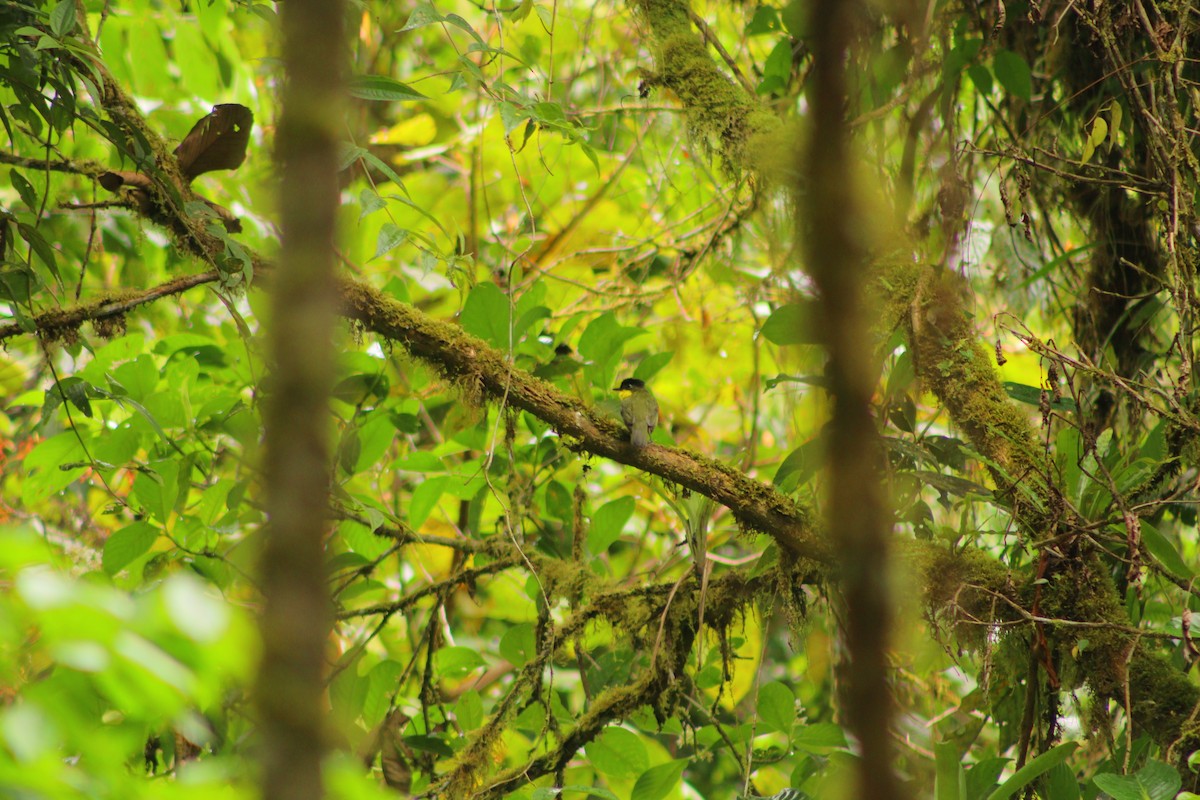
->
[
  {"left": 631, "top": 759, "right": 686, "bottom": 800},
  {"left": 349, "top": 75, "right": 428, "bottom": 102}
]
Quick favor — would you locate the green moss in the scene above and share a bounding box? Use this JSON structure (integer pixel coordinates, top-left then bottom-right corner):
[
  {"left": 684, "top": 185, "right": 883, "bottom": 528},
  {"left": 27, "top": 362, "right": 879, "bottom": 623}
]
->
[
  {"left": 874, "top": 257, "right": 924, "bottom": 331},
  {"left": 904, "top": 539, "right": 1015, "bottom": 646},
  {"left": 900, "top": 267, "right": 1046, "bottom": 502},
  {"left": 1034, "top": 552, "right": 1200, "bottom": 749},
  {"left": 627, "top": 0, "right": 780, "bottom": 175}
]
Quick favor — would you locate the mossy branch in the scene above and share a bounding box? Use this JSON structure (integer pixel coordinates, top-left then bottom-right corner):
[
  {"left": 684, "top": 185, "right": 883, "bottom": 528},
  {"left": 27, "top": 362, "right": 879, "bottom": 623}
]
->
[
  {"left": 627, "top": 0, "right": 783, "bottom": 174},
  {"left": 334, "top": 277, "right": 825, "bottom": 562},
  {"left": 882, "top": 259, "right": 1200, "bottom": 758},
  {"left": 0, "top": 271, "right": 221, "bottom": 342}
]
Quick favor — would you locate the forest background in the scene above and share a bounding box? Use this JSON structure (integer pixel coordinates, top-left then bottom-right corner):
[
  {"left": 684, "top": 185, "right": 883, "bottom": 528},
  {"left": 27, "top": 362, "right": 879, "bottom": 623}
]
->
[{"left": 3, "top": 1, "right": 1200, "bottom": 799}]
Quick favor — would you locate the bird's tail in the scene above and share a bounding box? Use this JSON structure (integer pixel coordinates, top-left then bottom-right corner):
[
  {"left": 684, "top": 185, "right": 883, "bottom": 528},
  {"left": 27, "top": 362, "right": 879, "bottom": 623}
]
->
[{"left": 631, "top": 425, "right": 650, "bottom": 447}]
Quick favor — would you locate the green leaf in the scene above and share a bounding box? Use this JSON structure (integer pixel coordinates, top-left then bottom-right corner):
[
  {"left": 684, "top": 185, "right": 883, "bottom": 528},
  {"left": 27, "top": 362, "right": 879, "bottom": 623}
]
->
[
  {"left": 350, "top": 413, "right": 395, "bottom": 474},
  {"left": 746, "top": 5, "right": 781, "bottom": 36},
  {"left": 987, "top": 741, "right": 1078, "bottom": 800},
  {"left": 1081, "top": 115, "right": 1108, "bottom": 164},
  {"left": 402, "top": 3, "right": 445, "bottom": 30},
  {"left": 457, "top": 689, "right": 483, "bottom": 731},
  {"left": 499, "top": 101, "right": 527, "bottom": 134},
  {"left": 578, "top": 312, "right": 647, "bottom": 365},
  {"left": 965, "top": 757, "right": 1009, "bottom": 800},
  {"left": 792, "top": 722, "right": 848, "bottom": 748},
  {"left": 532, "top": 101, "right": 567, "bottom": 125},
  {"left": 408, "top": 476, "right": 449, "bottom": 529},
  {"left": 633, "top": 351, "right": 674, "bottom": 382},
  {"left": 132, "top": 460, "right": 182, "bottom": 524},
  {"left": 404, "top": 734, "right": 454, "bottom": 757},
  {"left": 508, "top": 0, "right": 534, "bottom": 22},
  {"left": 359, "top": 189, "right": 386, "bottom": 218},
  {"left": 577, "top": 312, "right": 647, "bottom": 389},
  {"left": 460, "top": 281, "right": 512, "bottom": 349},
  {"left": 349, "top": 75, "right": 427, "bottom": 102},
  {"left": 22, "top": 431, "right": 88, "bottom": 505},
  {"left": 588, "top": 495, "right": 635, "bottom": 554},
  {"left": 544, "top": 481, "right": 573, "bottom": 521},
  {"left": 444, "top": 12, "right": 484, "bottom": 43},
  {"left": 1140, "top": 520, "right": 1191, "bottom": 577},
  {"left": 433, "top": 646, "right": 486, "bottom": 678},
  {"left": 113, "top": 354, "right": 160, "bottom": 401},
  {"left": 586, "top": 726, "right": 648, "bottom": 778},
  {"left": 908, "top": 470, "right": 993, "bottom": 499},
  {"left": 774, "top": 439, "right": 819, "bottom": 493},
  {"left": 363, "top": 660, "right": 405, "bottom": 727},
  {"left": 499, "top": 622, "right": 537, "bottom": 667},
  {"left": 631, "top": 759, "right": 686, "bottom": 800},
  {"left": 763, "top": 373, "right": 829, "bottom": 392},
  {"left": 760, "top": 302, "right": 817, "bottom": 345},
  {"left": 1039, "top": 761, "right": 1081, "bottom": 800},
  {"left": 532, "top": 788, "right": 619, "bottom": 800},
  {"left": 50, "top": 0, "right": 76, "bottom": 39},
  {"left": 967, "top": 64, "right": 993, "bottom": 95},
  {"left": 102, "top": 522, "right": 160, "bottom": 575},
  {"left": 756, "top": 681, "right": 795, "bottom": 737},
  {"left": 1139, "top": 420, "right": 1166, "bottom": 463},
  {"left": 54, "top": 376, "right": 94, "bottom": 418},
  {"left": 1091, "top": 760, "right": 1180, "bottom": 800},
  {"left": 943, "top": 39, "right": 981, "bottom": 85},
  {"left": 1002, "top": 382, "right": 1076, "bottom": 411},
  {"left": 992, "top": 49, "right": 1032, "bottom": 102},
  {"left": 9, "top": 170, "right": 38, "bottom": 209},
  {"left": 373, "top": 223, "right": 409, "bottom": 260},
  {"left": 936, "top": 740, "right": 963, "bottom": 800},
  {"left": 513, "top": 701, "right": 546, "bottom": 733},
  {"left": 339, "top": 519, "right": 391, "bottom": 560},
  {"left": 18, "top": 222, "right": 59, "bottom": 279},
  {"left": 756, "top": 38, "right": 792, "bottom": 95}
]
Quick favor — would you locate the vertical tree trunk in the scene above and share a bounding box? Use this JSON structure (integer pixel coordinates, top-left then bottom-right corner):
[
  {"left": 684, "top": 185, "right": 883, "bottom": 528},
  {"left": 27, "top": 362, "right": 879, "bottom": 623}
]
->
[
  {"left": 257, "top": 2, "right": 345, "bottom": 800},
  {"left": 803, "top": 1, "right": 906, "bottom": 798}
]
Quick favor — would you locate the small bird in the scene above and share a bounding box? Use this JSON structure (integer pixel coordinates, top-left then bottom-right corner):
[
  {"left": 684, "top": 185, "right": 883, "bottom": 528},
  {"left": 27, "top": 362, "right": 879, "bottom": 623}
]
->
[{"left": 613, "top": 377, "right": 658, "bottom": 447}]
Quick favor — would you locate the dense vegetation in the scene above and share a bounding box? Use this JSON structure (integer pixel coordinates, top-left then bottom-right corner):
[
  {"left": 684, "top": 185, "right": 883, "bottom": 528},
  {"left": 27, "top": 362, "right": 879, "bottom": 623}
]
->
[{"left": 3, "top": 1, "right": 1200, "bottom": 799}]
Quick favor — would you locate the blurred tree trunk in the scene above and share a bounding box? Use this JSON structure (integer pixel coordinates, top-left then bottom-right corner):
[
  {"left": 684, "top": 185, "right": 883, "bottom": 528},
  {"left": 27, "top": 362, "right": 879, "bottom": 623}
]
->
[
  {"left": 804, "top": 1, "right": 905, "bottom": 798},
  {"left": 256, "top": 2, "right": 345, "bottom": 800}
]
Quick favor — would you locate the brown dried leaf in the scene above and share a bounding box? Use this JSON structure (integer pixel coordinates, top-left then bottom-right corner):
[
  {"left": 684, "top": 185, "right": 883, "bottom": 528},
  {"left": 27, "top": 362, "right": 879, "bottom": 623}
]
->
[
  {"left": 201, "top": 198, "right": 243, "bottom": 233},
  {"left": 175, "top": 104, "right": 254, "bottom": 181},
  {"left": 97, "top": 171, "right": 153, "bottom": 192}
]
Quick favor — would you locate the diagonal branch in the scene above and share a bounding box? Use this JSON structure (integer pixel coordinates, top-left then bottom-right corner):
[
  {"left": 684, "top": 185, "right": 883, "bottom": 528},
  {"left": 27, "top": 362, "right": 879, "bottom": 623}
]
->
[
  {"left": 0, "top": 271, "right": 221, "bottom": 341},
  {"left": 2, "top": 30, "right": 826, "bottom": 562}
]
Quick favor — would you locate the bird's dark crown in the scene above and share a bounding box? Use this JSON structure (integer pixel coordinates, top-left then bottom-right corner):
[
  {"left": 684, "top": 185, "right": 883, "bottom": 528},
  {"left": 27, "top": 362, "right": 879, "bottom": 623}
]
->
[{"left": 615, "top": 377, "right": 645, "bottom": 390}]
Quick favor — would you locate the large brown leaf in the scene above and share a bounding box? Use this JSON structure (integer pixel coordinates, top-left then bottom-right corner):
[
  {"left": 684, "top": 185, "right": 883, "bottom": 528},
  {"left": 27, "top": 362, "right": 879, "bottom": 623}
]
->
[{"left": 174, "top": 103, "right": 253, "bottom": 181}]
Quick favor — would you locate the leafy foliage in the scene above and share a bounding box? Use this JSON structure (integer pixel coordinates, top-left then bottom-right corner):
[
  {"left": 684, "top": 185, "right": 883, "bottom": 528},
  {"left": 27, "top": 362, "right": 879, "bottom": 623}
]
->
[{"left": 3, "top": 0, "right": 1200, "bottom": 799}]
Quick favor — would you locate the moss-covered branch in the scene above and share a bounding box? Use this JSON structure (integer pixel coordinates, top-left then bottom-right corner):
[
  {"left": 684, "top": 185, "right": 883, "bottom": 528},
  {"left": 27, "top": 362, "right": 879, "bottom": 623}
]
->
[
  {"left": 882, "top": 258, "right": 1200, "bottom": 762},
  {"left": 0, "top": 271, "right": 221, "bottom": 342},
  {"left": 335, "top": 277, "right": 824, "bottom": 561},
  {"left": 627, "top": 0, "right": 783, "bottom": 174}
]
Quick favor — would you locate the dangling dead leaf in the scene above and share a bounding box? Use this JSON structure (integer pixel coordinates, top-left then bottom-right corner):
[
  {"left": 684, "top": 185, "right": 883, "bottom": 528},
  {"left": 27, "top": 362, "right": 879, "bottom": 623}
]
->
[
  {"left": 96, "top": 105, "right": 253, "bottom": 232},
  {"left": 97, "top": 171, "right": 155, "bottom": 213},
  {"left": 97, "top": 171, "right": 153, "bottom": 192},
  {"left": 358, "top": 708, "right": 413, "bottom": 792},
  {"left": 174, "top": 103, "right": 253, "bottom": 181},
  {"left": 173, "top": 729, "right": 203, "bottom": 763}
]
